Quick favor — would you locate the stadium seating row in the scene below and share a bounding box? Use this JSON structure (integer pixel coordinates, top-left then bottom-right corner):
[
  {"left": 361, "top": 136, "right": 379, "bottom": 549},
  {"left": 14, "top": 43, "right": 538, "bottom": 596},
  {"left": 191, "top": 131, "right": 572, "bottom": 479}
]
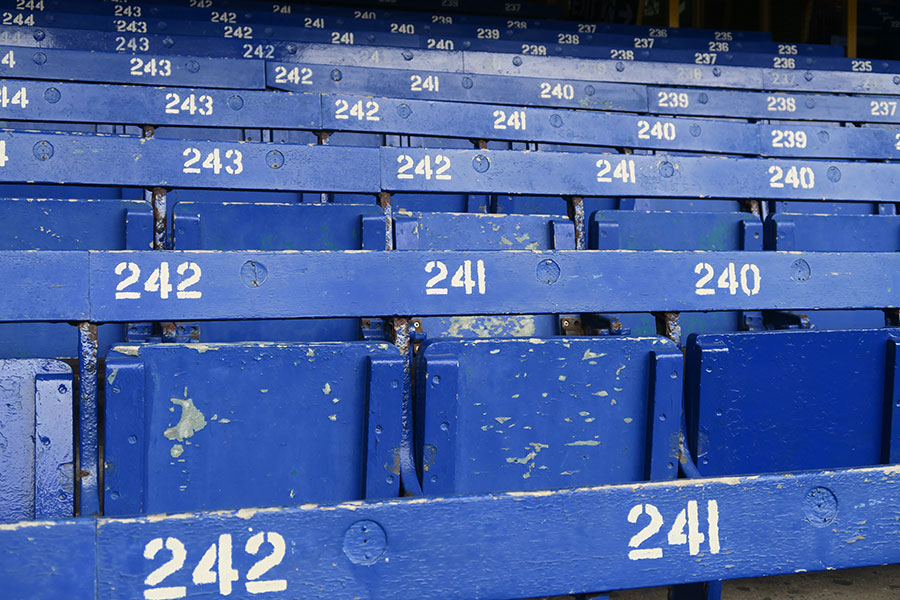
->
[{"left": 2, "top": 1, "right": 900, "bottom": 599}]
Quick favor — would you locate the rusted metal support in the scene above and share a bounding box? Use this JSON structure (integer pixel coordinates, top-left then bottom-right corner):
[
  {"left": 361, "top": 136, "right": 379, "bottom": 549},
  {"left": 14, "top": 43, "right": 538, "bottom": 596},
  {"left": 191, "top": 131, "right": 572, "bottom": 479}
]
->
[
  {"left": 668, "top": 0, "right": 679, "bottom": 27},
  {"left": 77, "top": 322, "right": 100, "bottom": 516},
  {"left": 846, "top": 0, "right": 858, "bottom": 58},
  {"left": 566, "top": 196, "right": 586, "bottom": 250},
  {"left": 474, "top": 139, "right": 488, "bottom": 150},
  {"left": 378, "top": 191, "right": 394, "bottom": 251},
  {"left": 387, "top": 317, "right": 422, "bottom": 496},
  {"left": 885, "top": 308, "right": 900, "bottom": 327},
  {"left": 317, "top": 131, "right": 330, "bottom": 145},
  {"left": 653, "top": 311, "right": 682, "bottom": 345},
  {"left": 150, "top": 187, "right": 167, "bottom": 250},
  {"left": 741, "top": 199, "right": 761, "bottom": 216}
]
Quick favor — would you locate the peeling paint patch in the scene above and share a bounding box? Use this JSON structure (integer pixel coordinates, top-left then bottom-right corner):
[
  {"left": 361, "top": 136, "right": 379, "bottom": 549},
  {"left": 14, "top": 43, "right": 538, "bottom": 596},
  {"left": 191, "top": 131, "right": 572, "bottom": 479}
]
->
[
  {"left": 322, "top": 383, "right": 332, "bottom": 395},
  {"left": 566, "top": 440, "right": 602, "bottom": 446},
  {"left": 558, "top": 375, "right": 567, "bottom": 381},
  {"left": 164, "top": 396, "right": 207, "bottom": 442},
  {"left": 582, "top": 350, "right": 607, "bottom": 360},
  {"left": 170, "top": 444, "right": 184, "bottom": 458},
  {"left": 490, "top": 349, "right": 501, "bottom": 354},
  {"left": 328, "top": 414, "right": 337, "bottom": 421},
  {"left": 495, "top": 417, "right": 512, "bottom": 424},
  {"left": 592, "top": 390, "right": 609, "bottom": 397},
  {"left": 624, "top": 417, "right": 633, "bottom": 424},
  {"left": 579, "top": 411, "right": 590, "bottom": 417},
  {"left": 107, "top": 369, "right": 118, "bottom": 385},
  {"left": 306, "top": 348, "right": 315, "bottom": 357},
  {"left": 112, "top": 345, "right": 140, "bottom": 356}
]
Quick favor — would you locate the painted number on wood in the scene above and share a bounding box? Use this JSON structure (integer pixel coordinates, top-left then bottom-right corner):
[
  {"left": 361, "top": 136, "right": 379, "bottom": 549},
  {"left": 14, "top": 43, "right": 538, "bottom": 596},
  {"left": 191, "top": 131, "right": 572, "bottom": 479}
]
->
[
  {"left": 425, "top": 259, "right": 486, "bottom": 295},
  {"left": 396, "top": 154, "right": 451, "bottom": 180},
  {"left": 628, "top": 501, "right": 720, "bottom": 560},
  {"left": 142, "top": 532, "right": 287, "bottom": 599},
  {"left": 115, "top": 261, "right": 202, "bottom": 300},
  {"left": 694, "top": 262, "right": 761, "bottom": 296}
]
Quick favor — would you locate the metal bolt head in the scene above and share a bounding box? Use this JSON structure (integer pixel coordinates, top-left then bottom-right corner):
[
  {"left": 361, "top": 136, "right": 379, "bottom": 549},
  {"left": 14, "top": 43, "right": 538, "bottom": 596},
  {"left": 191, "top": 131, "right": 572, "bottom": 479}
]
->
[
  {"left": 227, "top": 95, "right": 244, "bottom": 111},
  {"left": 512, "top": 56, "right": 522, "bottom": 66},
  {"left": 266, "top": 150, "right": 285, "bottom": 169},
  {"left": 397, "top": 104, "right": 411, "bottom": 119},
  {"left": 32, "top": 29, "right": 45, "bottom": 41},
  {"left": 472, "top": 154, "right": 490, "bottom": 173},
  {"left": 186, "top": 60, "right": 200, "bottom": 73},
  {"left": 33, "top": 140, "right": 54, "bottom": 161},
  {"left": 32, "top": 51, "right": 47, "bottom": 65},
  {"left": 331, "top": 69, "right": 343, "bottom": 82},
  {"left": 240, "top": 261, "right": 269, "bottom": 288},
  {"left": 402, "top": 49, "right": 414, "bottom": 61},
  {"left": 462, "top": 76, "right": 473, "bottom": 89},
  {"left": 44, "top": 88, "right": 61, "bottom": 104}
]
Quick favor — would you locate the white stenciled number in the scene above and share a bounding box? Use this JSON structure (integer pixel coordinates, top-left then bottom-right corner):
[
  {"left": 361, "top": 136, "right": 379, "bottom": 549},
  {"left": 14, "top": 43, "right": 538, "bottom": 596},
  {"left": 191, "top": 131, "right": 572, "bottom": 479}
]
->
[
  {"left": 130, "top": 57, "right": 172, "bottom": 77},
  {"left": 115, "top": 262, "right": 141, "bottom": 299},
  {"left": 627, "top": 504, "right": 664, "bottom": 560},
  {"left": 144, "top": 533, "right": 286, "bottom": 599},
  {"left": 627, "top": 500, "right": 720, "bottom": 561},
  {"left": 611, "top": 49, "right": 634, "bottom": 60},
  {"left": 191, "top": 534, "right": 239, "bottom": 596},
  {"left": 0, "top": 85, "right": 27, "bottom": 109},
  {"left": 396, "top": 154, "right": 451, "bottom": 181},
  {"left": 852, "top": 60, "right": 872, "bottom": 72},
  {"left": 657, "top": 91, "right": 688, "bottom": 108},
  {"left": 426, "top": 260, "right": 485, "bottom": 296},
  {"left": 0, "top": 140, "right": 9, "bottom": 167},
  {"left": 768, "top": 165, "right": 814, "bottom": 189},
  {"left": 521, "top": 44, "right": 546, "bottom": 55},
  {"left": 273, "top": 65, "right": 312, "bottom": 85},
  {"left": 773, "top": 56, "right": 795, "bottom": 69},
  {"left": 539, "top": 82, "right": 574, "bottom": 100},
  {"left": 637, "top": 120, "right": 676, "bottom": 141},
  {"left": 182, "top": 148, "right": 243, "bottom": 175},
  {"left": 695, "top": 262, "right": 760, "bottom": 296},
  {"left": 596, "top": 158, "right": 636, "bottom": 183},
  {"left": 410, "top": 74, "right": 439, "bottom": 92},
  {"left": 770, "top": 130, "right": 807, "bottom": 149},
  {"left": 245, "top": 532, "right": 288, "bottom": 594},
  {"left": 224, "top": 25, "right": 253, "bottom": 38},
  {"left": 176, "top": 262, "right": 202, "bottom": 299},
  {"left": 334, "top": 98, "right": 380, "bottom": 121},
  {"left": 144, "top": 537, "right": 187, "bottom": 600},
  {"left": 330, "top": 31, "right": 354, "bottom": 44},
  {"left": 144, "top": 262, "right": 173, "bottom": 299},
  {"left": 870, "top": 100, "right": 897, "bottom": 116},
  {"left": 766, "top": 95, "right": 796, "bottom": 112},
  {"left": 492, "top": 109, "right": 526, "bottom": 130},
  {"left": 694, "top": 52, "right": 716, "bottom": 64},
  {"left": 165, "top": 93, "right": 213, "bottom": 116},
  {"left": 115, "top": 262, "right": 203, "bottom": 300}
]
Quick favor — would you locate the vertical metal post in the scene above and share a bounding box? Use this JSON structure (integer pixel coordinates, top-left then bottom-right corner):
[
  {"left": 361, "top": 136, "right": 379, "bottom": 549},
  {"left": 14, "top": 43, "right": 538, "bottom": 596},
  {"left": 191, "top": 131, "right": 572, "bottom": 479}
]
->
[
  {"left": 636, "top": 0, "right": 644, "bottom": 25},
  {"left": 692, "top": 0, "right": 704, "bottom": 28},
  {"left": 566, "top": 196, "right": 586, "bottom": 250},
  {"left": 668, "top": 0, "right": 679, "bottom": 27},
  {"left": 77, "top": 322, "right": 100, "bottom": 516},
  {"left": 846, "top": 0, "right": 857, "bottom": 58},
  {"left": 150, "top": 187, "right": 167, "bottom": 250},
  {"left": 760, "top": 0, "right": 771, "bottom": 32}
]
